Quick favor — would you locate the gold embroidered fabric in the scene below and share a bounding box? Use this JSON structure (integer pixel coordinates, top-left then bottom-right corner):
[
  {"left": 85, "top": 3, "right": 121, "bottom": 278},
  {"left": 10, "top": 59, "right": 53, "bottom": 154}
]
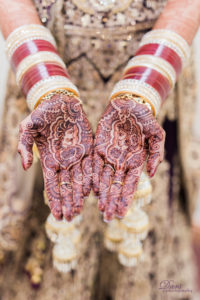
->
[{"left": 34, "top": 0, "right": 167, "bottom": 28}]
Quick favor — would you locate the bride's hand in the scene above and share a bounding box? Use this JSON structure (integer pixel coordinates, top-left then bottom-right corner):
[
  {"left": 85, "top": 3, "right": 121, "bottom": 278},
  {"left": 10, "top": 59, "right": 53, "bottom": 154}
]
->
[
  {"left": 18, "top": 93, "right": 93, "bottom": 221},
  {"left": 93, "top": 97, "right": 165, "bottom": 222}
]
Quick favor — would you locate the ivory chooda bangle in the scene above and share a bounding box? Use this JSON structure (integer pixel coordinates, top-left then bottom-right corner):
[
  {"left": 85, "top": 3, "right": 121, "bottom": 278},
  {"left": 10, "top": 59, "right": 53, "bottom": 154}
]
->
[
  {"left": 5, "top": 24, "right": 80, "bottom": 111},
  {"left": 110, "top": 29, "right": 190, "bottom": 116}
]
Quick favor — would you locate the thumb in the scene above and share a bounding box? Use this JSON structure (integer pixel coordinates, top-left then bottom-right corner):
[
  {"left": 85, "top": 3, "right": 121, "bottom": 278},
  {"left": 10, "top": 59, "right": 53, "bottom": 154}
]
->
[
  {"left": 146, "top": 126, "right": 165, "bottom": 177},
  {"left": 18, "top": 117, "right": 35, "bottom": 170}
]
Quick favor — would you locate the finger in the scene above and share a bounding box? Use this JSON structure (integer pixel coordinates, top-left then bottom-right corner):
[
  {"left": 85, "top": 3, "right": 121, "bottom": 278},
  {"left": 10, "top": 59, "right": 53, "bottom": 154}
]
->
[
  {"left": 60, "top": 168, "right": 73, "bottom": 221},
  {"left": 93, "top": 151, "right": 104, "bottom": 196},
  {"left": 82, "top": 155, "right": 92, "bottom": 197},
  {"left": 41, "top": 154, "right": 62, "bottom": 220},
  {"left": 117, "top": 165, "right": 144, "bottom": 218},
  {"left": 18, "top": 120, "right": 35, "bottom": 170},
  {"left": 99, "top": 164, "right": 114, "bottom": 213},
  {"left": 146, "top": 127, "right": 165, "bottom": 177},
  {"left": 104, "top": 169, "right": 124, "bottom": 222},
  {"left": 72, "top": 163, "right": 84, "bottom": 215}
]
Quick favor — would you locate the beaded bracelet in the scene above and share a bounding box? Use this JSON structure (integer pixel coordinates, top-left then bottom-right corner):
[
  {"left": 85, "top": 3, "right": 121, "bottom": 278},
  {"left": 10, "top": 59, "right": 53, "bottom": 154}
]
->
[
  {"left": 5, "top": 24, "right": 81, "bottom": 111},
  {"left": 110, "top": 29, "right": 190, "bottom": 116}
]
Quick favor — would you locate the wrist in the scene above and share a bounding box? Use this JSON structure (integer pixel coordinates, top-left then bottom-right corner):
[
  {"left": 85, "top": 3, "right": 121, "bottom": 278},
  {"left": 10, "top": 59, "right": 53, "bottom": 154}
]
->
[
  {"left": 5, "top": 24, "right": 81, "bottom": 110},
  {"left": 111, "top": 93, "right": 154, "bottom": 115},
  {"left": 36, "top": 89, "right": 82, "bottom": 108},
  {"left": 110, "top": 29, "right": 190, "bottom": 116}
]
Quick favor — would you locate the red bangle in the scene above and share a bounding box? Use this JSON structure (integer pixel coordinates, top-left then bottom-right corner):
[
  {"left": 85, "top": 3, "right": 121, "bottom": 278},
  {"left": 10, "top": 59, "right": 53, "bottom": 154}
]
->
[
  {"left": 21, "top": 63, "right": 69, "bottom": 95},
  {"left": 134, "top": 43, "right": 182, "bottom": 78},
  {"left": 123, "top": 66, "right": 171, "bottom": 101},
  {"left": 11, "top": 39, "right": 58, "bottom": 71}
]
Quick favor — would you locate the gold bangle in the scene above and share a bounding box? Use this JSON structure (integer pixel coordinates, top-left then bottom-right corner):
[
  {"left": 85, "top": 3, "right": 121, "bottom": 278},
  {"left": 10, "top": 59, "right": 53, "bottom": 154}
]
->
[
  {"left": 34, "top": 88, "right": 81, "bottom": 109},
  {"left": 110, "top": 79, "right": 160, "bottom": 116},
  {"left": 110, "top": 92, "right": 155, "bottom": 116}
]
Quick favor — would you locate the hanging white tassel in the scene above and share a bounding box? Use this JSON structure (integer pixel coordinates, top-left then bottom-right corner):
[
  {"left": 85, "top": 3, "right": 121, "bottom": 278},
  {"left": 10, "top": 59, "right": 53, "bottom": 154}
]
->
[
  {"left": 118, "top": 238, "right": 144, "bottom": 267},
  {"left": 104, "top": 219, "right": 124, "bottom": 252},
  {"left": 52, "top": 236, "right": 78, "bottom": 273},
  {"left": 121, "top": 207, "right": 149, "bottom": 241},
  {"left": 45, "top": 213, "right": 75, "bottom": 243},
  {"left": 45, "top": 213, "right": 82, "bottom": 273},
  {"left": 104, "top": 171, "right": 152, "bottom": 267},
  {"left": 133, "top": 172, "right": 152, "bottom": 208}
]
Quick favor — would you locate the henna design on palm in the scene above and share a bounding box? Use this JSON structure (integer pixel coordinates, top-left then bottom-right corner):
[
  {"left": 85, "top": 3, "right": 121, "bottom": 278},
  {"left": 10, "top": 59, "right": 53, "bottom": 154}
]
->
[
  {"left": 93, "top": 97, "right": 165, "bottom": 222},
  {"left": 18, "top": 93, "right": 93, "bottom": 221}
]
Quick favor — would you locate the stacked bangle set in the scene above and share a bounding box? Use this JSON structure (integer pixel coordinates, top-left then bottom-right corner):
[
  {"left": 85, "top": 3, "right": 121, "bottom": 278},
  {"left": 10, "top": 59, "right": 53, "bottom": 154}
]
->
[
  {"left": 6, "top": 26, "right": 190, "bottom": 116},
  {"left": 5, "top": 24, "right": 80, "bottom": 111},
  {"left": 110, "top": 29, "right": 190, "bottom": 116}
]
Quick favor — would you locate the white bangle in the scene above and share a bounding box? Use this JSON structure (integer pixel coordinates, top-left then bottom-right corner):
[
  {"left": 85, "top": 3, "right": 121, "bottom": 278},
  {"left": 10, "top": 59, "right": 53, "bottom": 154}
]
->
[
  {"left": 16, "top": 51, "right": 67, "bottom": 86},
  {"left": 124, "top": 55, "right": 176, "bottom": 88},
  {"left": 140, "top": 29, "right": 190, "bottom": 65},
  {"left": 5, "top": 24, "right": 56, "bottom": 61},
  {"left": 26, "top": 76, "right": 80, "bottom": 110},
  {"left": 110, "top": 79, "right": 161, "bottom": 116}
]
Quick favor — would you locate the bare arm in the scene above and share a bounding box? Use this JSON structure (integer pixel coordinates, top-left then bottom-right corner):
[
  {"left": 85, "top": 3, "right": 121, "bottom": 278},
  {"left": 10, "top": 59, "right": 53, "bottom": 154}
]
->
[
  {"left": 0, "top": 0, "right": 93, "bottom": 221},
  {"left": 154, "top": 0, "right": 200, "bottom": 44},
  {"left": 94, "top": 0, "right": 200, "bottom": 221},
  {"left": 1, "top": 0, "right": 199, "bottom": 42},
  {"left": 0, "top": 0, "right": 41, "bottom": 38}
]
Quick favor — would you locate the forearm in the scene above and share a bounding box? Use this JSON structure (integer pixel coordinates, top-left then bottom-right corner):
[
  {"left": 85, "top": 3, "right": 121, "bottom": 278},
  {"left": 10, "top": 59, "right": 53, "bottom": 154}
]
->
[
  {"left": 111, "top": 0, "right": 200, "bottom": 116},
  {"left": 154, "top": 0, "right": 200, "bottom": 45},
  {"left": 0, "top": 0, "right": 41, "bottom": 38},
  {"left": 0, "top": 4, "right": 93, "bottom": 223},
  {"left": 1, "top": 1, "right": 79, "bottom": 111}
]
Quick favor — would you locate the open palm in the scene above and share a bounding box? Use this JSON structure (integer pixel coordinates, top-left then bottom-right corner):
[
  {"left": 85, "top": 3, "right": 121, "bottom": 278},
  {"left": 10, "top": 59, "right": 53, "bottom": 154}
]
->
[
  {"left": 93, "top": 97, "right": 165, "bottom": 221},
  {"left": 18, "top": 93, "right": 93, "bottom": 221}
]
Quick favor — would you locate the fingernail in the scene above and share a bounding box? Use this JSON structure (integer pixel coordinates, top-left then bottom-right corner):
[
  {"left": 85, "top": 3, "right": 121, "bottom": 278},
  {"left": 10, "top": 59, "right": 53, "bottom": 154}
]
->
[
  {"left": 150, "top": 169, "right": 156, "bottom": 177},
  {"left": 103, "top": 213, "right": 113, "bottom": 223},
  {"left": 53, "top": 214, "right": 63, "bottom": 221},
  {"left": 74, "top": 208, "right": 81, "bottom": 215},
  {"left": 146, "top": 169, "right": 152, "bottom": 178},
  {"left": 65, "top": 215, "right": 73, "bottom": 222},
  {"left": 98, "top": 204, "right": 104, "bottom": 212},
  {"left": 22, "top": 160, "right": 26, "bottom": 170}
]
